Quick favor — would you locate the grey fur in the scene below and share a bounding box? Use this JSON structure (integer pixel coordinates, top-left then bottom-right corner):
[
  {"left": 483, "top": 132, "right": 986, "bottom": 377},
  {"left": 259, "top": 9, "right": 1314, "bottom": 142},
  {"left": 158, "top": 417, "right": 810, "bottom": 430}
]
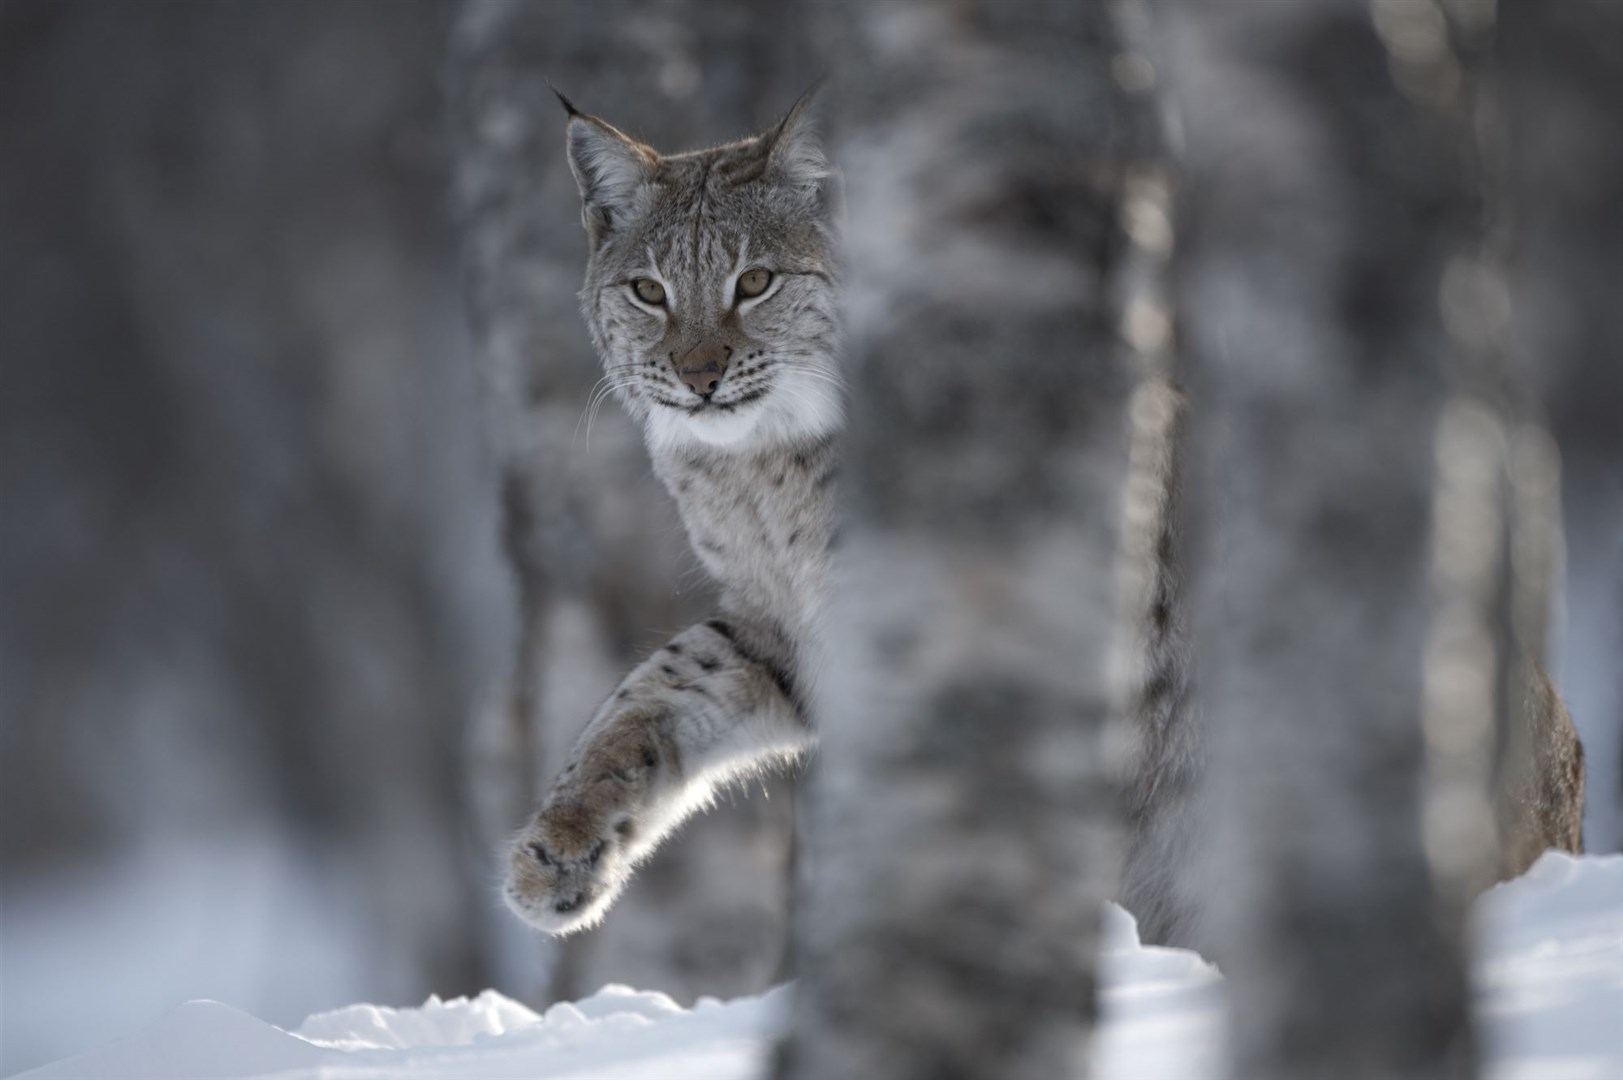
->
[{"left": 505, "top": 98, "right": 842, "bottom": 934}]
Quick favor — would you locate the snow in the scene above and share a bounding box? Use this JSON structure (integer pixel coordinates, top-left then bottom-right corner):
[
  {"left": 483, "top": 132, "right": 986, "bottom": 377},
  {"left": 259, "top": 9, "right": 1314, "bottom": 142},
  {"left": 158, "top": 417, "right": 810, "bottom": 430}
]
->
[
  {"left": 13, "top": 852, "right": 1621, "bottom": 1080},
  {"left": 0, "top": 832, "right": 403, "bottom": 1075}
]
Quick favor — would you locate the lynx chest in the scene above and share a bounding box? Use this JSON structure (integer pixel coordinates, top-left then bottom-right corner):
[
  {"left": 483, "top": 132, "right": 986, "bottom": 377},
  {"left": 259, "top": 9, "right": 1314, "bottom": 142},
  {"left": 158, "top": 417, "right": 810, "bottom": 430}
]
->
[{"left": 654, "top": 438, "right": 836, "bottom": 634}]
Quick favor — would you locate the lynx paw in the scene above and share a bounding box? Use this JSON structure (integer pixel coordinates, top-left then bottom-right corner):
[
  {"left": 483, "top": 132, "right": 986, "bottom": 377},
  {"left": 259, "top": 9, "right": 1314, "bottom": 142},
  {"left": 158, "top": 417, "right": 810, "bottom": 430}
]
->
[
  {"left": 503, "top": 800, "right": 631, "bottom": 935},
  {"left": 503, "top": 719, "right": 670, "bottom": 935}
]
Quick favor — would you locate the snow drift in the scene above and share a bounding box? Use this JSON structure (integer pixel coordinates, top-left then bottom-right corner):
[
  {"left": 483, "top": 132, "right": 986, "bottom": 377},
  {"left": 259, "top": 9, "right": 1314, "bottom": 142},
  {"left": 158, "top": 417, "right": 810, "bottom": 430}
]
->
[{"left": 15, "top": 852, "right": 1621, "bottom": 1080}]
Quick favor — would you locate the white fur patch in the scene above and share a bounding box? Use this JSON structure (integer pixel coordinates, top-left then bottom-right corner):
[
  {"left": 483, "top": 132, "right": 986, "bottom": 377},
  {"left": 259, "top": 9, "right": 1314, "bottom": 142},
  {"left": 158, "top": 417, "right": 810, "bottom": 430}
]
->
[{"left": 642, "top": 373, "right": 843, "bottom": 455}]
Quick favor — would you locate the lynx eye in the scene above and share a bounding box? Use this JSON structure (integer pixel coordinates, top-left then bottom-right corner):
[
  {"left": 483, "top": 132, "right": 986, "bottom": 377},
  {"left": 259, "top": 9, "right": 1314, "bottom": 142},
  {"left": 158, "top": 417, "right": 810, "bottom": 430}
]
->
[
  {"left": 632, "top": 278, "right": 666, "bottom": 306},
  {"left": 736, "top": 268, "right": 773, "bottom": 301}
]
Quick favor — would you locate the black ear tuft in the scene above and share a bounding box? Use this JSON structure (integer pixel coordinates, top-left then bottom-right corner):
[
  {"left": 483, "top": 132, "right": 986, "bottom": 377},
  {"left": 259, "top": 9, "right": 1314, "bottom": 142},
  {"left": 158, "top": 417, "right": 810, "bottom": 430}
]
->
[{"left": 549, "top": 83, "right": 582, "bottom": 118}]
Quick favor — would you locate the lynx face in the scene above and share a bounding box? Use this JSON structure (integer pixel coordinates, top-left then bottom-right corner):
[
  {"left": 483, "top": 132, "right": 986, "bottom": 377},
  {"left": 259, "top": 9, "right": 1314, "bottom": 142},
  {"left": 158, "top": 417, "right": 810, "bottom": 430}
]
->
[{"left": 566, "top": 97, "right": 843, "bottom": 450}]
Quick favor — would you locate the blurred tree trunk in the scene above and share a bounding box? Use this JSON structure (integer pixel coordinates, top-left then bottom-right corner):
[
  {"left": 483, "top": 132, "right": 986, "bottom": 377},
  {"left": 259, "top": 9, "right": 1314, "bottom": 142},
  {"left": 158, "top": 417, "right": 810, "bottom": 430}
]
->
[
  {"left": 778, "top": 4, "right": 1157, "bottom": 1077},
  {"left": 447, "top": 0, "right": 817, "bottom": 1004},
  {"left": 1164, "top": 0, "right": 1512, "bottom": 1074},
  {"left": 1501, "top": 0, "right": 1623, "bottom": 855},
  {"left": 0, "top": 0, "right": 499, "bottom": 1014}
]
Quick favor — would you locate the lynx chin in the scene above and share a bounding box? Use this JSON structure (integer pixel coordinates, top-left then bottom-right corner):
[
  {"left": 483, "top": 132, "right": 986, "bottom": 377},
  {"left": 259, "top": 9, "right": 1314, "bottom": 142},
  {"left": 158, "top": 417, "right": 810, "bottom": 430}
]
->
[{"left": 503, "top": 91, "right": 840, "bottom": 935}]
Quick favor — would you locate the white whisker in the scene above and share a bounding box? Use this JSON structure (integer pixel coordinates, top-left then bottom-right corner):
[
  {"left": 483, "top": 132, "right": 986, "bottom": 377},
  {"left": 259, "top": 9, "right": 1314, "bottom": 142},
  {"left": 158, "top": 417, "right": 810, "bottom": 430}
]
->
[{"left": 573, "top": 363, "right": 644, "bottom": 450}]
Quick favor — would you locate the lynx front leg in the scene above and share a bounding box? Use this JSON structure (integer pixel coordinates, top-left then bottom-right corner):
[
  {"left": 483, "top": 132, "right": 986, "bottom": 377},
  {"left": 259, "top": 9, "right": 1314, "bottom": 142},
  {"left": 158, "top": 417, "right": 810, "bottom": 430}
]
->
[{"left": 504, "top": 616, "right": 810, "bottom": 934}]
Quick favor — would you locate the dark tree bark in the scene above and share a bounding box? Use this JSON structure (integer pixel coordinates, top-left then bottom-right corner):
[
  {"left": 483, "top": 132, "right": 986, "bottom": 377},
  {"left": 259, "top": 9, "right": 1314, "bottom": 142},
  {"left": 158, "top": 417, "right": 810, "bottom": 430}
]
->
[{"left": 778, "top": 4, "right": 1158, "bottom": 1077}]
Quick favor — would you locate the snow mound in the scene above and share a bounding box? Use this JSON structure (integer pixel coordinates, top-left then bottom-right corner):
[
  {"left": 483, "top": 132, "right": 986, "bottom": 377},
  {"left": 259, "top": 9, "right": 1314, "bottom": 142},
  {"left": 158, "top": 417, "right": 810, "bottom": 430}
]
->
[
  {"left": 13, "top": 852, "right": 1621, "bottom": 1080},
  {"left": 1094, "top": 901, "right": 1225, "bottom": 1079},
  {"left": 295, "top": 989, "right": 543, "bottom": 1050},
  {"left": 1473, "top": 852, "right": 1623, "bottom": 1080}
]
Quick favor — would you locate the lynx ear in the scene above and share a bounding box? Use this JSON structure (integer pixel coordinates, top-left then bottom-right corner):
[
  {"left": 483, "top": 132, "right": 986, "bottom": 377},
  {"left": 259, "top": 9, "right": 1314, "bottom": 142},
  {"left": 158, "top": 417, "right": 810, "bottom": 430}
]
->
[
  {"left": 764, "top": 83, "right": 832, "bottom": 196},
  {"left": 561, "top": 101, "right": 657, "bottom": 247}
]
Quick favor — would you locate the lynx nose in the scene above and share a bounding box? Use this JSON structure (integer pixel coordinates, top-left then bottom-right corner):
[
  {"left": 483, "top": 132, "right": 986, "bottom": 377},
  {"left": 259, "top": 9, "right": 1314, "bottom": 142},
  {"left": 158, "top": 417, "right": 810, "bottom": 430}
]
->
[
  {"left": 678, "top": 367, "right": 723, "bottom": 397},
  {"left": 674, "top": 341, "right": 731, "bottom": 399}
]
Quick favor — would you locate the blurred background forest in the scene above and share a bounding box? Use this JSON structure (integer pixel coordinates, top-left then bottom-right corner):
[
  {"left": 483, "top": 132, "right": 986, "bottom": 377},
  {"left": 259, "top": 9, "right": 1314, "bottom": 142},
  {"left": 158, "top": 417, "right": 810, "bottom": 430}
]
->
[
  {"left": 0, "top": 1, "right": 824, "bottom": 1072},
  {"left": 0, "top": 0, "right": 1617, "bottom": 1076}
]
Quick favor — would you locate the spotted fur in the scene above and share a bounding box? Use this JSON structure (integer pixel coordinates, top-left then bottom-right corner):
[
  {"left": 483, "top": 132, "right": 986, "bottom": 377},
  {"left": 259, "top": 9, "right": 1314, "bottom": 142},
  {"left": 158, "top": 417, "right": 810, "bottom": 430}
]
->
[{"left": 504, "top": 95, "right": 842, "bottom": 934}]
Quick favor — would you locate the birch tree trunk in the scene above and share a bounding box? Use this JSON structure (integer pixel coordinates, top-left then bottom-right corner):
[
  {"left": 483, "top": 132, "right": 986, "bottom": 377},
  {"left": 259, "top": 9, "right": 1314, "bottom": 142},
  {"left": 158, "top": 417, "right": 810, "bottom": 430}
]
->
[
  {"left": 1165, "top": 1, "right": 1490, "bottom": 1074},
  {"left": 779, "top": 4, "right": 1158, "bottom": 1076}
]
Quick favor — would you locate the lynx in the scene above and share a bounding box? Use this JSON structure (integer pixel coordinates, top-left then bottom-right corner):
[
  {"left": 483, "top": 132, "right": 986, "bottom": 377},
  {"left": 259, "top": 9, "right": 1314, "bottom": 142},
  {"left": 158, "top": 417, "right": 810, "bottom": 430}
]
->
[
  {"left": 503, "top": 95, "right": 1586, "bottom": 944},
  {"left": 503, "top": 93, "right": 839, "bottom": 934}
]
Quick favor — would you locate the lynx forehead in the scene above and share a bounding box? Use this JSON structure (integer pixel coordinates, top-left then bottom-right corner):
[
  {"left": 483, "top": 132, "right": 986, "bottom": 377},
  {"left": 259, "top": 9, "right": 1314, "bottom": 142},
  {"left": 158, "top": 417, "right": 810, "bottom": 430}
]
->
[{"left": 567, "top": 94, "right": 842, "bottom": 450}]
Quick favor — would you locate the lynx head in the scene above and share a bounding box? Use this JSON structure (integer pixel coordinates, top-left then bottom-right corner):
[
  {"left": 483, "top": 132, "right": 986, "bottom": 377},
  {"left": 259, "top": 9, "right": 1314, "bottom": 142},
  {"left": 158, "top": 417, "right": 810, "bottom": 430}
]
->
[{"left": 562, "top": 91, "right": 842, "bottom": 450}]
